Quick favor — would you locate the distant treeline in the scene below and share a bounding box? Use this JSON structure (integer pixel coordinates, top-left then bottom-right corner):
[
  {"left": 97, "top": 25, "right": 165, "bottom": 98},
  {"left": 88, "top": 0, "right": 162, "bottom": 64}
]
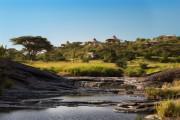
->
[{"left": 0, "top": 35, "right": 180, "bottom": 64}]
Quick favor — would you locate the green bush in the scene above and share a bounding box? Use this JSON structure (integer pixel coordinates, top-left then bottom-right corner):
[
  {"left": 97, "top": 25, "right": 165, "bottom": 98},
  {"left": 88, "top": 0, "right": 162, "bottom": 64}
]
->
[
  {"left": 81, "top": 57, "right": 90, "bottom": 63},
  {"left": 115, "top": 58, "right": 127, "bottom": 68},
  {"left": 125, "top": 67, "right": 145, "bottom": 77},
  {"left": 175, "top": 56, "right": 180, "bottom": 63},
  {"left": 160, "top": 56, "right": 170, "bottom": 63},
  {"left": 139, "top": 63, "right": 148, "bottom": 69}
]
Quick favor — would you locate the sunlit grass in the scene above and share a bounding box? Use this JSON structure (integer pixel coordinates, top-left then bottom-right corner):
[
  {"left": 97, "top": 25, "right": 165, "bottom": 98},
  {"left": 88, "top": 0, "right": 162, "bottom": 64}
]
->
[
  {"left": 128, "top": 58, "right": 180, "bottom": 75},
  {"left": 26, "top": 60, "right": 122, "bottom": 76}
]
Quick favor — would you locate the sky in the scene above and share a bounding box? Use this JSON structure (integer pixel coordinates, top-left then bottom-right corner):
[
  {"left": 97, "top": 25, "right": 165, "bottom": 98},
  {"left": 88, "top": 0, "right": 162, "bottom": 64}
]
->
[{"left": 0, "top": 0, "right": 180, "bottom": 48}]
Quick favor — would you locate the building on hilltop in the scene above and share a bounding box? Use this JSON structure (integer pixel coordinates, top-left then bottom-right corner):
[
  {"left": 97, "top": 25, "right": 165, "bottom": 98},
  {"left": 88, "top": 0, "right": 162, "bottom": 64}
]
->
[
  {"left": 105, "top": 35, "right": 121, "bottom": 44},
  {"left": 85, "top": 38, "right": 101, "bottom": 46}
]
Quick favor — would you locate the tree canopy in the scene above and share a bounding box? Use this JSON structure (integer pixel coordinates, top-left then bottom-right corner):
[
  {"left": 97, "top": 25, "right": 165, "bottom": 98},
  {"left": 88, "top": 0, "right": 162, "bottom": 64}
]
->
[{"left": 11, "top": 36, "right": 53, "bottom": 60}]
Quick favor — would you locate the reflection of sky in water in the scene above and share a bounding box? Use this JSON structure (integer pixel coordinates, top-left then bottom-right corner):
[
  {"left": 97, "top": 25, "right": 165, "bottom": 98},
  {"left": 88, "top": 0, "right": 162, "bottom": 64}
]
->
[
  {"left": 58, "top": 94, "right": 145, "bottom": 102},
  {"left": 0, "top": 95, "right": 146, "bottom": 120},
  {"left": 0, "top": 106, "right": 140, "bottom": 120}
]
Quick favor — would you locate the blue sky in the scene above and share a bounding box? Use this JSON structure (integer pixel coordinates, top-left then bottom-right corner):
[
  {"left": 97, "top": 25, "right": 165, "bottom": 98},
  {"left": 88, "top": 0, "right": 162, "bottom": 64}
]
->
[{"left": 0, "top": 0, "right": 180, "bottom": 48}]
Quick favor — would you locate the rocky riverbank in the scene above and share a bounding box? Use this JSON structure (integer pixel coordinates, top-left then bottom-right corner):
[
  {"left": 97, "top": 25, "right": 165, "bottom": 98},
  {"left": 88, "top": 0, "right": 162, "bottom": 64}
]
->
[{"left": 0, "top": 59, "right": 76, "bottom": 102}]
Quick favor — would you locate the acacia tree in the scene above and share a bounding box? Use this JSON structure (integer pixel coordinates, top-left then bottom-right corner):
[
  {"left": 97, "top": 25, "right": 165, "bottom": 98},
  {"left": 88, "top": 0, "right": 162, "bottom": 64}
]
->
[{"left": 11, "top": 36, "right": 53, "bottom": 60}]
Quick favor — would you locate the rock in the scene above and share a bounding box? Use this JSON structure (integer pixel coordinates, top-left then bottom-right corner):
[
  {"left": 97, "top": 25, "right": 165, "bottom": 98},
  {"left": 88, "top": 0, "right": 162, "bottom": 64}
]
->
[
  {"left": 143, "top": 69, "right": 180, "bottom": 87},
  {"left": 0, "top": 59, "right": 76, "bottom": 101},
  {"left": 144, "top": 114, "right": 160, "bottom": 120}
]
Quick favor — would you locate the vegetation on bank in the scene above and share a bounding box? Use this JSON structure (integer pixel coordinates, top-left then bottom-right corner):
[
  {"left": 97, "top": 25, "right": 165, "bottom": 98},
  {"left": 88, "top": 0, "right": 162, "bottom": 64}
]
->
[
  {"left": 0, "top": 35, "right": 179, "bottom": 76},
  {"left": 156, "top": 100, "right": 180, "bottom": 120},
  {"left": 27, "top": 60, "right": 123, "bottom": 76},
  {"left": 27, "top": 58, "right": 180, "bottom": 77},
  {"left": 145, "top": 80, "right": 180, "bottom": 119},
  {"left": 145, "top": 80, "right": 180, "bottom": 99}
]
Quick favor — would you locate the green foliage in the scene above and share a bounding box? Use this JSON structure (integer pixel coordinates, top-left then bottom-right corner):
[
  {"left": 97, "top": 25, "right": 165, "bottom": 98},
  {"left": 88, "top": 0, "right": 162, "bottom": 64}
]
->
[
  {"left": 38, "top": 50, "right": 66, "bottom": 61},
  {"left": 81, "top": 56, "right": 90, "bottom": 63},
  {"left": 11, "top": 36, "right": 53, "bottom": 60},
  {"left": 125, "top": 67, "right": 145, "bottom": 77},
  {"left": 28, "top": 61, "right": 123, "bottom": 76},
  {"left": 160, "top": 55, "right": 170, "bottom": 63},
  {"left": 103, "top": 49, "right": 117, "bottom": 62},
  {"left": 139, "top": 63, "right": 148, "bottom": 69},
  {"left": 115, "top": 58, "right": 127, "bottom": 68},
  {"left": 175, "top": 56, "right": 180, "bottom": 63}
]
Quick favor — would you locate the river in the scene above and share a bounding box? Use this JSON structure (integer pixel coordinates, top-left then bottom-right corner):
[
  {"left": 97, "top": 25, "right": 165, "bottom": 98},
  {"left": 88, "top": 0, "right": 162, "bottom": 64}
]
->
[{"left": 0, "top": 94, "right": 146, "bottom": 120}]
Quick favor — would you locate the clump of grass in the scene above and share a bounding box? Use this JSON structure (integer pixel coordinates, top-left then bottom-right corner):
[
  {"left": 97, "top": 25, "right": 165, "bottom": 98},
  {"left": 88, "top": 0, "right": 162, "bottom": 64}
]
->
[
  {"left": 145, "top": 80, "right": 180, "bottom": 99},
  {"left": 156, "top": 100, "right": 180, "bottom": 119}
]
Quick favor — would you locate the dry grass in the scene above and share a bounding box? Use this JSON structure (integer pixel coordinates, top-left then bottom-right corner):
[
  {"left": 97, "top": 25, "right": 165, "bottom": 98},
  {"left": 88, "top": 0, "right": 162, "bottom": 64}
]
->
[
  {"left": 156, "top": 99, "right": 180, "bottom": 119},
  {"left": 145, "top": 80, "right": 180, "bottom": 99},
  {"left": 26, "top": 60, "right": 122, "bottom": 76}
]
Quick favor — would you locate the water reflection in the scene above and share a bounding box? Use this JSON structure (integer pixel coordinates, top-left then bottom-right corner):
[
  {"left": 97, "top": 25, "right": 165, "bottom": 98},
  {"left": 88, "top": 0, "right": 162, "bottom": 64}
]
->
[{"left": 0, "top": 106, "right": 142, "bottom": 120}]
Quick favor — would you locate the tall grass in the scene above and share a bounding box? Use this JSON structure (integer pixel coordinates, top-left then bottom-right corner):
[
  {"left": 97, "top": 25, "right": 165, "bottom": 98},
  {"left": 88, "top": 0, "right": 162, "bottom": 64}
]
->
[
  {"left": 156, "top": 100, "right": 180, "bottom": 119},
  {"left": 27, "top": 60, "right": 123, "bottom": 76},
  {"left": 145, "top": 80, "right": 180, "bottom": 99}
]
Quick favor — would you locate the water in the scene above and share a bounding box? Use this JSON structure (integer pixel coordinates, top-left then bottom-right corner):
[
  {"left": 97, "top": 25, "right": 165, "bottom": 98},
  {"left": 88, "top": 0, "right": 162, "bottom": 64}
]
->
[
  {"left": 59, "top": 94, "right": 145, "bottom": 102},
  {"left": 0, "top": 95, "right": 146, "bottom": 120}
]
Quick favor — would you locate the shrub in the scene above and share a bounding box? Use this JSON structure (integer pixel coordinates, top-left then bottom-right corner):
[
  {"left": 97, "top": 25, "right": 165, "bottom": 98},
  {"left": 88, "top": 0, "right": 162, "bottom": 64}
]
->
[
  {"left": 139, "top": 63, "right": 148, "bottom": 69},
  {"left": 81, "top": 56, "right": 90, "bottom": 63},
  {"left": 125, "top": 67, "right": 145, "bottom": 77},
  {"left": 115, "top": 58, "right": 127, "bottom": 68},
  {"left": 160, "top": 56, "right": 170, "bottom": 63},
  {"left": 156, "top": 100, "right": 180, "bottom": 119},
  {"left": 175, "top": 56, "right": 180, "bottom": 63}
]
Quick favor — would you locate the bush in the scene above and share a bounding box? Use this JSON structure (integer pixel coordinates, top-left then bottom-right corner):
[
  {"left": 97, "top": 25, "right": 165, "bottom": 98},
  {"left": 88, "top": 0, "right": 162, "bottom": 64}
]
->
[
  {"left": 125, "top": 67, "right": 145, "bottom": 77},
  {"left": 160, "top": 56, "right": 170, "bottom": 63},
  {"left": 156, "top": 100, "right": 180, "bottom": 119},
  {"left": 175, "top": 56, "right": 180, "bottom": 63},
  {"left": 139, "top": 63, "right": 148, "bottom": 69},
  {"left": 115, "top": 58, "right": 127, "bottom": 68},
  {"left": 81, "top": 56, "right": 90, "bottom": 63}
]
